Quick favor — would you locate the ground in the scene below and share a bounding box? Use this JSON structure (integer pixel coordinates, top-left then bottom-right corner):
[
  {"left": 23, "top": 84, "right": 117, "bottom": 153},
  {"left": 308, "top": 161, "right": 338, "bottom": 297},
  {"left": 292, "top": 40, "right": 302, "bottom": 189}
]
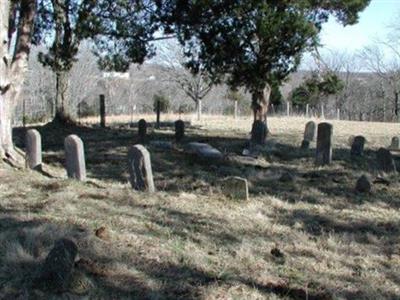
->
[{"left": 1, "top": 115, "right": 400, "bottom": 299}]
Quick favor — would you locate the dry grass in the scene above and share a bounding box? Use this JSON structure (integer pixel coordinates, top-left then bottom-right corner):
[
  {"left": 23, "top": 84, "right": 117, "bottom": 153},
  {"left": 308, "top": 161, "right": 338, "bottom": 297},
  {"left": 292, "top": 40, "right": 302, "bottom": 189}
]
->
[{"left": 2, "top": 115, "right": 400, "bottom": 299}]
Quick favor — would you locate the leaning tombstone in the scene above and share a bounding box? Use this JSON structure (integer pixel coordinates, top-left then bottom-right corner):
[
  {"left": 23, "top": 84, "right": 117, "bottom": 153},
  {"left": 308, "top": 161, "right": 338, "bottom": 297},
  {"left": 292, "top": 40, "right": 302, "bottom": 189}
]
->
[
  {"left": 175, "top": 120, "right": 185, "bottom": 142},
  {"left": 376, "top": 147, "right": 396, "bottom": 174},
  {"left": 389, "top": 136, "right": 400, "bottom": 150},
  {"left": 220, "top": 177, "right": 249, "bottom": 201},
  {"left": 64, "top": 135, "right": 86, "bottom": 181},
  {"left": 351, "top": 135, "right": 366, "bottom": 156},
  {"left": 127, "top": 145, "right": 155, "bottom": 193},
  {"left": 26, "top": 129, "right": 42, "bottom": 170},
  {"left": 34, "top": 238, "right": 78, "bottom": 292},
  {"left": 315, "top": 122, "right": 333, "bottom": 166},
  {"left": 301, "top": 121, "right": 316, "bottom": 149},
  {"left": 138, "top": 119, "right": 147, "bottom": 142}
]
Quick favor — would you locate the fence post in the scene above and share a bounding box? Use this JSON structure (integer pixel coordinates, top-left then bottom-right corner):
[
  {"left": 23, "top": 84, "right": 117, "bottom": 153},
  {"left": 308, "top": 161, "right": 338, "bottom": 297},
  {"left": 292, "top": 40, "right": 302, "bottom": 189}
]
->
[{"left": 100, "top": 94, "right": 106, "bottom": 128}]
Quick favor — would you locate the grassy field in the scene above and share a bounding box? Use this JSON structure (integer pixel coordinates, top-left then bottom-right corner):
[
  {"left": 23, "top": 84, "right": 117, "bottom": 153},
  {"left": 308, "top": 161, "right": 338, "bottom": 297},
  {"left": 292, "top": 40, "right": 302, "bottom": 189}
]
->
[{"left": 1, "top": 115, "right": 400, "bottom": 299}]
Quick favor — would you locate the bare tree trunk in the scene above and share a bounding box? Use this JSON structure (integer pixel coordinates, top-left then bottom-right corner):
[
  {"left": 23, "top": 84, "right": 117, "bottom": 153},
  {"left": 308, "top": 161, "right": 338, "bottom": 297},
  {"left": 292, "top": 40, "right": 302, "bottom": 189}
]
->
[
  {"left": 54, "top": 71, "right": 73, "bottom": 122},
  {"left": 196, "top": 100, "right": 202, "bottom": 121},
  {"left": 0, "top": 0, "right": 36, "bottom": 161},
  {"left": 251, "top": 85, "right": 271, "bottom": 144}
]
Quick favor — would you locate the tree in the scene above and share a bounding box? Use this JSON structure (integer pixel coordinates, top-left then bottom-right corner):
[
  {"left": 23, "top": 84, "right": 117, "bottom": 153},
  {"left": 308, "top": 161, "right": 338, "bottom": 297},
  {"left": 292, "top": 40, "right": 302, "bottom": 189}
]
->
[
  {"left": 34, "top": 0, "right": 161, "bottom": 123},
  {"left": 360, "top": 41, "right": 400, "bottom": 122},
  {"left": 158, "top": 0, "right": 370, "bottom": 143},
  {"left": 155, "top": 39, "right": 215, "bottom": 120},
  {"left": 291, "top": 71, "right": 344, "bottom": 113},
  {"left": 0, "top": 0, "right": 36, "bottom": 161}
]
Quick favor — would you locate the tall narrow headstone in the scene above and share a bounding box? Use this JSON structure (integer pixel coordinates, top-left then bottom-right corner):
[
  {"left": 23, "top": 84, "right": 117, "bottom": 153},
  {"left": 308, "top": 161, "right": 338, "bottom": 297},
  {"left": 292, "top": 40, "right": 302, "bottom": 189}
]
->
[
  {"left": 315, "top": 122, "right": 333, "bottom": 166},
  {"left": 351, "top": 136, "right": 366, "bottom": 156},
  {"left": 175, "top": 120, "right": 185, "bottom": 142},
  {"left": 286, "top": 102, "right": 290, "bottom": 116},
  {"left": 301, "top": 121, "right": 316, "bottom": 149},
  {"left": 138, "top": 119, "right": 147, "bottom": 142},
  {"left": 336, "top": 109, "right": 340, "bottom": 120},
  {"left": 65, "top": 135, "right": 86, "bottom": 181},
  {"left": 306, "top": 104, "right": 309, "bottom": 118},
  {"left": 127, "top": 145, "right": 155, "bottom": 192},
  {"left": 99, "top": 94, "right": 106, "bottom": 128},
  {"left": 26, "top": 129, "right": 42, "bottom": 170},
  {"left": 389, "top": 136, "right": 400, "bottom": 150},
  {"left": 376, "top": 148, "right": 396, "bottom": 174}
]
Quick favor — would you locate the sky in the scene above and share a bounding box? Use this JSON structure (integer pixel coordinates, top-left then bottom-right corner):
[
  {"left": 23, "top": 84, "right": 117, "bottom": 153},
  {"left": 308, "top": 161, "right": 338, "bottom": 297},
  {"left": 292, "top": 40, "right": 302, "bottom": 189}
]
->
[{"left": 319, "top": 0, "right": 399, "bottom": 52}]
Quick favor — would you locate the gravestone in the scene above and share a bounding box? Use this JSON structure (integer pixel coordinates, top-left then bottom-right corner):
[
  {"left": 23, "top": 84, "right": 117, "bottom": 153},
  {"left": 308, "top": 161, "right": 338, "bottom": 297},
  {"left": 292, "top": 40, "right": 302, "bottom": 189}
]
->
[
  {"left": 390, "top": 136, "right": 400, "bottom": 150},
  {"left": 65, "top": 135, "right": 86, "bottom": 181},
  {"left": 355, "top": 175, "right": 372, "bottom": 193},
  {"left": 251, "top": 120, "right": 267, "bottom": 145},
  {"left": 315, "top": 122, "right": 333, "bottom": 166},
  {"left": 128, "top": 145, "right": 155, "bottom": 192},
  {"left": 376, "top": 147, "right": 396, "bottom": 174},
  {"left": 26, "top": 129, "right": 42, "bottom": 170},
  {"left": 187, "top": 142, "right": 223, "bottom": 160},
  {"left": 301, "top": 121, "right": 317, "bottom": 149},
  {"left": 35, "top": 239, "right": 78, "bottom": 292},
  {"left": 175, "top": 120, "right": 185, "bottom": 142},
  {"left": 220, "top": 177, "right": 249, "bottom": 201},
  {"left": 351, "top": 135, "right": 366, "bottom": 156},
  {"left": 303, "top": 121, "right": 317, "bottom": 142},
  {"left": 138, "top": 119, "right": 147, "bottom": 142}
]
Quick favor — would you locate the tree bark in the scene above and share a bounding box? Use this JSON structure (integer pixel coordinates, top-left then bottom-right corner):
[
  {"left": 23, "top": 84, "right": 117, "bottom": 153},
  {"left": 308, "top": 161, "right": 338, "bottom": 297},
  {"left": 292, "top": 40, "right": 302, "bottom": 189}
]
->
[
  {"left": 54, "top": 71, "right": 73, "bottom": 122},
  {"left": 251, "top": 85, "right": 271, "bottom": 144},
  {"left": 0, "top": 0, "right": 36, "bottom": 160}
]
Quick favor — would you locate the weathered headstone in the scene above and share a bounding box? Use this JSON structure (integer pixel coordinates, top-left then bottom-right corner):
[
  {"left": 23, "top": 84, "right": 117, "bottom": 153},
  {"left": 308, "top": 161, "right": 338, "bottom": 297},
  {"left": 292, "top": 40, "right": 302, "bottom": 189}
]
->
[
  {"left": 303, "top": 121, "right": 317, "bottom": 142},
  {"left": 26, "top": 129, "right": 42, "bottom": 170},
  {"left": 35, "top": 238, "right": 78, "bottom": 292},
  {"left": 175, "top": 120, "right": 185, "bottom": 142},
  {"left": 187, "top": 142, "right": 223, "bottom": 160},
  {"left": 389, "top": 136, "right": 400, "bottom": 150},
  {"left": 251, "top": 120, "right": 267, "bottom": 145},
  {"left": 301, "top": 121, "right": 316, "bottom": 149},
  {"left": 99, "top": 94, "right": 106, "bottom": 128},
  {"left": 315, "top": 122, "right": 333, "bottom": 166},
  {"left": 351, "top": 135, "right": 366, "bottom": 156},
  {"left": 138, "top": 119, "right": 147, "bottom": 142},
  {"left": 376, "top": 147, "right": 397, "bottom": 174},
  {"left": 65, "top": 135, "right": 86, "bottom": 181},
  {"left": 355, "top": 175, "right": 372, "bottom": 193},
  {"left": 127, "top": 145, "right": 155, "bottom": 192},
  {"left": 220, "top": 177, "right": 249, "bottom": 201}
]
